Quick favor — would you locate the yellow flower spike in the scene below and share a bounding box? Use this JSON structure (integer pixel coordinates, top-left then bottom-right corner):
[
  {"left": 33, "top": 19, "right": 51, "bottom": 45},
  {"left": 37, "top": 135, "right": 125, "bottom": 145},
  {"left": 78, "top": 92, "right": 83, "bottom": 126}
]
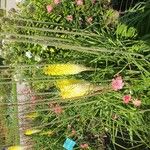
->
[
  {"left": 24, "top": 129, "right": 41, "bottom": 136},
  {"left": 40, "top": 130, "right": 53, "bottom": 136},
  {"left": 43, "top": 64, "right": 93, "bottom": 76},
  {"left": 25, "top": 112, "right": 39, "bottom": 120},
  {"left": 55, "top": 79, "right": 96, "bottom": 99},
  {"left": 7, "top": 146, "right": 24, "bottom": 150},
  {"left": 56, "top": 79, "right": 82, "bottom": 89}
]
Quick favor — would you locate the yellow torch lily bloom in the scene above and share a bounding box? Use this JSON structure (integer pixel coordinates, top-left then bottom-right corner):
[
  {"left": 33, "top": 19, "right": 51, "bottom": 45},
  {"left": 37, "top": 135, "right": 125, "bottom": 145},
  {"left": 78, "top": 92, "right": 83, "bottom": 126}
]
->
[
  {"left": 25, "top": 112, "right": 39, "bottom": 119},
  {"left": 43, "top": 64, "right": 93, "bottom": 76},
  {"left": 56, "top": 79, "right": 97, "bottom": 99},
  {"left": 24, "top": 129, "right": 41, "bottom": 136},
  {"left": 40, "top": 130, "right": 53, "bottom": 136},
  {"left": 7, "top": 146, "right": 24, "bottom": 150}
]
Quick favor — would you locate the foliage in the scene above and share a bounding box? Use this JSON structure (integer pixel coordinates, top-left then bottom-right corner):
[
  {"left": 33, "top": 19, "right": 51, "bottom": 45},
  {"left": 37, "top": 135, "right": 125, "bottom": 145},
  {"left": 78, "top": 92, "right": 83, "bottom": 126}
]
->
[{"left": 0, "top": 0, "right": 150, "bottom": 150}]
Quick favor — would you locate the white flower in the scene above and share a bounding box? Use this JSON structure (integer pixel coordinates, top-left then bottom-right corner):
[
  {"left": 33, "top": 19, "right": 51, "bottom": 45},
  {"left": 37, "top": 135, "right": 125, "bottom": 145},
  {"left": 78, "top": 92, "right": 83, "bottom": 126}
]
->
[
  {"left": 25, "top": 51, "right": 32, "bottom": 58},
  {"left": 34, "top": 55, "right": 41, "bottom": 62}
]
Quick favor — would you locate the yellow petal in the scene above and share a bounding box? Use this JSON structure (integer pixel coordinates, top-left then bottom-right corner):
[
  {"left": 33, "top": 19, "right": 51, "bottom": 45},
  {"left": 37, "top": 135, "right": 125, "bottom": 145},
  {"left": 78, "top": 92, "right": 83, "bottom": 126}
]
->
[
  {"left": 56, "top": 79, "right": 95, "bottom": 99},
  {"left": 7, "top": 146, "right": 24, "bottom": 150},
  {"left": 56, "top": 79, "right": 82, "bottom": 89},
  {"left": 25, "top": 112, "right": 39, "bottom": 119},
  {"left": 43, "top": 64, "right": 92, "bottom": 76},
  {"left": 24, "top": 129, "right": 41, "bottom": 136}
]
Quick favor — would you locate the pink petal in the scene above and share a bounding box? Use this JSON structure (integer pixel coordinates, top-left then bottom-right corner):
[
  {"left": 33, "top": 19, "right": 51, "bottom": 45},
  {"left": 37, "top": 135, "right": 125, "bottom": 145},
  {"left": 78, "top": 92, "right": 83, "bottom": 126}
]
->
[
  {"left": 46, "top": 5, "right": 53, "bottom": 13},
  {"left": 112, "top": 76, "right": 124, "bottom": 91},
  {"left": 123, "top": 95, "right": 131, "bottom": 104},
  {"left": 133, "top": 99, "right": 141, "bottom": 107}
]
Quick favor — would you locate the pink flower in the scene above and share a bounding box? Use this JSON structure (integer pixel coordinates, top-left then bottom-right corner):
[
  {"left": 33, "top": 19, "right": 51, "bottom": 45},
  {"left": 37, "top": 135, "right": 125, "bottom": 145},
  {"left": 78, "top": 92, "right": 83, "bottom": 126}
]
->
[
  {"left": 80, "top": 143, "right": 89, "bottom": 149},
  {"left": 76, "top": 0, "right": 84, "bottom": 6},
  {"left": 52, "top": 104, "right": 63, "bottom": 115},
  {"left": 46, "top": 5, "right": 53, "bottom": 13},
  {"left": 111, "top": 76, "right": 124, "bottom": 91},
  {"left": 54, "top": 0, "right": 61, "bottom": 5},
  {"left": 123, "top": 95, "right": 131, "bottom": 104},
  {"left": 87, "top": 17, "right": 93, "bottom": 24},
  {"left": 132, "top": 99, "right": 141, "bottom": 107},
  {"left": 66, "top": 15, "right": 73, "bottom": 22}
]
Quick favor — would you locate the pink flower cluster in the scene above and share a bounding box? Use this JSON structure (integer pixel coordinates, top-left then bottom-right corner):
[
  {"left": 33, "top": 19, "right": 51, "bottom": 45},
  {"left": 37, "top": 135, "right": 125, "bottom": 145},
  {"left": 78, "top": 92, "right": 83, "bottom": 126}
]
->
[
  {"left": 111, "top": 75, "right": 141, "bottom": 107},
  {"left": 123, "top": 95, "right": 141, "bottom": 107},
  {"left": 111, "top": 76, "right": 124, "bottom": 91},
  {"left": 46, "top": 0, "right": 95, "bottom": 23}
]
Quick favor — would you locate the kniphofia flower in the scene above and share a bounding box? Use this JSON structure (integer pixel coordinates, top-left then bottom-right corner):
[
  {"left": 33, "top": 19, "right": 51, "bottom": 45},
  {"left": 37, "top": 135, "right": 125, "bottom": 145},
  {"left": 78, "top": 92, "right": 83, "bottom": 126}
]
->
[
  {"left": 24, "top": 129, "right": 41, "bottom": 136},
  {"left": 55, "top": 79, "right": 99, "bottom": 99},
  {"left": 7, "top": 146, "right": 24, "bottom": 150},
  {"left": 40, "top": 130, "right": 53, "bottom": 136},
  {"left": 25, "top": 112, "right": 39, "bottom": 119},
  {"left": 43, "top": 64, "right": 93, "bottom": 76}
]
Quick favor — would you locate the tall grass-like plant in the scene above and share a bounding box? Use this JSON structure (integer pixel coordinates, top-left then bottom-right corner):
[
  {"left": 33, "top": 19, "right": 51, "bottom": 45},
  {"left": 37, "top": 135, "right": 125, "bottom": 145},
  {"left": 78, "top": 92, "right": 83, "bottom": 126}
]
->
[{"left": 0, "top": 0, "right": 150, "bottom": 149}]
